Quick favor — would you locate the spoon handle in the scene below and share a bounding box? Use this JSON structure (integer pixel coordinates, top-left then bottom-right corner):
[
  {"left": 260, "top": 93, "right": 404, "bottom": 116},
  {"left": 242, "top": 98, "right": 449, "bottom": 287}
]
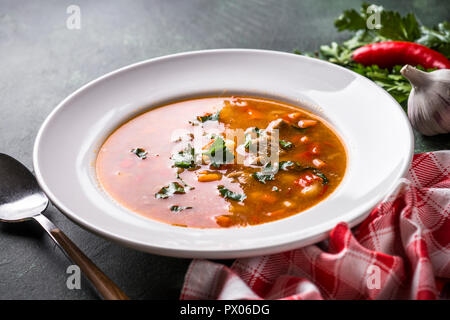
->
[{"left": 33, "top": 214, "right": 129, "bottom": 300}]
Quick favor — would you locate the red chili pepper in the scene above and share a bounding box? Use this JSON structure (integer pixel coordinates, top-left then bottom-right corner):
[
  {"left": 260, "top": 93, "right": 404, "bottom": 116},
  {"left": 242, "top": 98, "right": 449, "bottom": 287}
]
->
[{"left": 352, "top": 41, "right": 450, "bottom": 69}]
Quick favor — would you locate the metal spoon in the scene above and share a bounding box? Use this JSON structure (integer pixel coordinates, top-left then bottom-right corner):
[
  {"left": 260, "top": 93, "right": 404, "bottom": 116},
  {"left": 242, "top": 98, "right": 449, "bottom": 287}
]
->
[{"left": 0, "top": 153, "right": 129, "bottom": 300}]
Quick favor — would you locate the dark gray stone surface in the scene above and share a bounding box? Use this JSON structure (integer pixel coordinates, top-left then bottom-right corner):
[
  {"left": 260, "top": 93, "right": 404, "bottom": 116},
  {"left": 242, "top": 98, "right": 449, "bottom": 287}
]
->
[{"left": 0, "top": 0, "right": 448, "bottom": 299}]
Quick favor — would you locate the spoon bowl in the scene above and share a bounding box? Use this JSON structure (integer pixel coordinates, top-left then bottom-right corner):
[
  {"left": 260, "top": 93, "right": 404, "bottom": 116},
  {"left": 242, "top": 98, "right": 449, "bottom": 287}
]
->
[
  {"left": 0, "top": 153, "right": 128, "bottom": 300},
  {"left": 0, "top": 153, "right": 48, "bottom": 222}
]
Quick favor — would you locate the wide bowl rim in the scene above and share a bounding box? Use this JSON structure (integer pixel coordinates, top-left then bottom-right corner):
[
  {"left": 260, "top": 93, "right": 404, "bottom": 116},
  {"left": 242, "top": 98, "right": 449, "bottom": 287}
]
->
[{"left": 33, "top": 49, "right": 414, "bottom": 258}]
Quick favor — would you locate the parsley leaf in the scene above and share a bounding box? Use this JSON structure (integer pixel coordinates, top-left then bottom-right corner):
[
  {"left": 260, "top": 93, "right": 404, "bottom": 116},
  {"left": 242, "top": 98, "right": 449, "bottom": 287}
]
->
[
  {"left": 334, "top": 3, "right": 421, "bottom": 42},
  {"left": 309, "top": 168, "right": 329, "bottom": 185},
  {"left": 155, "top": 182, "right": 187, "bottom": 199},
  {"left": 196, "top": 110, "right": 221, "bottom": 123},
  {"left": 252, "top": 162, "right": 278, "bottom": 184},
  {"left": 217, "top": 185, "right": 246, "bottom": 202},
  {"left": 203, "top": 136, "right": 234, "bottom": 168},
  {"left": 244, "top": 127, "right": 263, "bottom": 149},
  {"left": 171, "top": 144, "right": 197, "bottom": 168},
  {"left": 334, "top": 7, "right": 367, "bottom": 32},
  {"left": 377, "top": 11, "right": 421, "bottom": 42},
  {"left": 319, "top": 42, "right": 354, "bottom": 66},
  {"left": 292, "top": 165, "right": 329, "bottom": 185},
  {"left": 417, "top": 22, "right": 450, "bottom": 58},
  {"left": 176, "top": 173, "right": 194, "bottom": 190},
  {"left": 279, "top": 140, "right": 293, "bottom": 150},
  {"left": 279, "top": 160, "right": 295, "bottom": 171},
  {"left": 351, "top": 64, "right": 413, "bottom": 105},
  {"left": 131, "top": 148, "right": 148, "bottom": 159},
  {"left": 295, "top": 3, "right": 445, "bottom": 109},
  {"left": 251, "top": 160, "right": 329, "bottom": 185},
  {"left": 252, "top": 171, "right": 275, "bottom": 184},
  {"left": 169, "top": 205, "right": 193, "bottom": 212},
  {"left": 280, "top": 161, "right": 329, "bottom": 185}
]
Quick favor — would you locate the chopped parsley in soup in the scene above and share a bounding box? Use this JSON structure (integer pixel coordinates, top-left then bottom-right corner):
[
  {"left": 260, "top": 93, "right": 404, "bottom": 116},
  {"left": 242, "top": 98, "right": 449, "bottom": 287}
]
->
[{"left": 96, "top": 97, "right": 346, "bottom": 228}]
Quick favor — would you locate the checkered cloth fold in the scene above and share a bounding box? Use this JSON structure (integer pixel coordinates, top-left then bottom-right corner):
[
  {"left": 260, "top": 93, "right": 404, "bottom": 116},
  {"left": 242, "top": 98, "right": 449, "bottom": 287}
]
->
[{"left": 180, "top": 151, "right": 450, "bottom": 300}]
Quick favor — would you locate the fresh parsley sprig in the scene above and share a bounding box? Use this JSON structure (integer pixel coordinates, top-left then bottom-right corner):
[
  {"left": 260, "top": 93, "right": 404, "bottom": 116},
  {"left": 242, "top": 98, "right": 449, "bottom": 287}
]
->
[
  {"left": 203, "top": 136, "right": 235, "bottom": 168},
  {"left": 295, "top": 3, "right": 449, "bottom": 109}
]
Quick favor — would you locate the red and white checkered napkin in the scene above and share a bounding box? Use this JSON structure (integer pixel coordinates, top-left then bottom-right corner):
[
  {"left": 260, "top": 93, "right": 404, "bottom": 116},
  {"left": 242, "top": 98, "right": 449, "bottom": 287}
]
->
[{"left": 180, "top": 151, "right": 450, "bottom": 300}]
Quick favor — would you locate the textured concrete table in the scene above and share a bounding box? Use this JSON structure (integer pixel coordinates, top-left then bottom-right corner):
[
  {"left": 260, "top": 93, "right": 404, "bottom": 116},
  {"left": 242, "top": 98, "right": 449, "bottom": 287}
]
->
[{"left": 0, "top": 0, "right": 449, "bottom": 299}]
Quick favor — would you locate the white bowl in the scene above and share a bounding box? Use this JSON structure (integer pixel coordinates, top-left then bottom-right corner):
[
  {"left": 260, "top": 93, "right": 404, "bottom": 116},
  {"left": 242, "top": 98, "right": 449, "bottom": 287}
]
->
[{"left": 33, "top": 49, "right": 414, "bottom": 258}]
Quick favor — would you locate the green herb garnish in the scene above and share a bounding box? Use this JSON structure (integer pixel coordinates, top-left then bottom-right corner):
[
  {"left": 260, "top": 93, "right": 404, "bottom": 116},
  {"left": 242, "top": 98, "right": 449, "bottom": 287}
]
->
[
  {"left": 253, "top": 161, "right": 294, "bottom": 183},
  {"left": 171, "top": 144, "right": 196, "bottom": 169},
  {"left": 279, "top": 160, "right": 295, "bottom": 171},
  {"left": 252, "top": 160, "right": 328, "bottom": 185},
  {"left": 169, "top": 205, "right": 193, "bottom": 212},
  {"left": 295, "top": 3, "right": 447, "bottom": 108},
  {"left": 130, "top": 148, "right": 148, "bottom": 159},
  {"left": 197, "top": 110, "right": 221, "bottom": 123},
  {"left": 217, "top": 185, "right": 246, "bottom": 202},
  {"left": 252, "top": 162, "right": 277, "bottom": 184},
  {"left": 203, "top": 136, "right": 234, "bottom": 168},
  {"left": 306, "top": 168, "right": 329, "bottom": 185},
  {"left": 252, "top": 171, "right": 275, "bottom": 184},
  {"left": 334, "top": 4, "right": 421, "bottom": 42},
  {"left": 294, "top": 166, "right": 329, "bottom": 185},
  {"left": 417, "top": 22, "right": 450, "bottom": 58},
  {"left": 279, "top": 140, "right": 293, "bottom": 150},
  {"left": 244, "top": 127, "right": 263, "bottom": 149},
  {"left": 176, "top": 173, "right": 194, "bottom": 190},
  {"left": 155, "top": 182, "right": 187, "bottom": 199}
]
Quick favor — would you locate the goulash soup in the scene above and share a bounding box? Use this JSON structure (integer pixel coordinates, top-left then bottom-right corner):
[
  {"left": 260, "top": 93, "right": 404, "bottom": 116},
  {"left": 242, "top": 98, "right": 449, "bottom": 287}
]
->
[{"left": 96, "top": 97, "right": 346, "bottom": 228}]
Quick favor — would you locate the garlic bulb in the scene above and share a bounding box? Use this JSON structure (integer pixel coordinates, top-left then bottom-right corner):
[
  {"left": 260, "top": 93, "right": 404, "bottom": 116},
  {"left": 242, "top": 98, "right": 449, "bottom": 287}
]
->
[{"left": 400, "top": 65, "right": 450, "bottom": 136}]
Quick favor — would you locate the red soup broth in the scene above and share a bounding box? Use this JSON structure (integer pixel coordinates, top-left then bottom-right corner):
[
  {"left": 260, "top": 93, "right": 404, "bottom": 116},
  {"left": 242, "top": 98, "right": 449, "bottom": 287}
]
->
[{"left": 96, "top": 97, "right": 347, "bottom": 228}]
